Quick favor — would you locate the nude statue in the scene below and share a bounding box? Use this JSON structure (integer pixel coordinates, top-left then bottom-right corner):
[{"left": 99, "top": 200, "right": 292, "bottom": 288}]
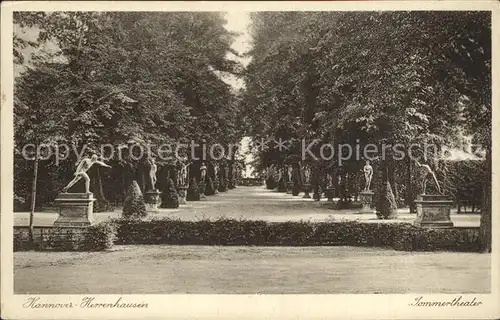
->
[
  {"left": 287, "top": 165, "right": 293, "bottom": 182},
  {"left": 415, "top": 159, "right": 442, "bottom": 194},
  {"left": 303, "top": 166, "right": 311, "bottom": 183},
  {"left": 62, "top": 154, "right": 111, "bottom": 194},
  {"left": 200, "top": 162, "right": 207, "bottom": 183},
  {"left": 147, "top": 157, "right": 158, "bottom": 190},
  {"left": 178, "top": 161, "right": 191, "bottom": 187},
  {"left": 363, "top": 160, "right": 373, "bottom": 191},
  {"left": 327, "top": 173, "right": 333, "bottom": 188},
  {"left": 213, "top": 162, "right": 220, "bottom": 181}
]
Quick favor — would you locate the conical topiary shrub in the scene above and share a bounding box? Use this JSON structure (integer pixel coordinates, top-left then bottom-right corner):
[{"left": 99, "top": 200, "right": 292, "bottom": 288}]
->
[
  {"left": 292, "top": 175, "right": 300, "bottom": 196},
  {"left": 277, "top": 177, "right": 286, "bottom": 192},
  {"left": 186, "top": 178, "right": 200, "bottom": 201},
  {"left": 205, "top": 177, "right": 215, "bottom": 196},
  {"left": 161, "top": 178, "right": 179, "bottom": 208},
  {"left": 218, "top": 177, "right": 227, "bottom": 192},
  {"left": 122, "top": 180, "right": 147, "bottom": 219},
  {"left": 266, "top": 176, "right": 277, "bottom": 189},
  {"left": 313, "top": 184, "right": 322, "bottom": 201},
  {"left": 376, "top": 181, "right": 398, "bottom": 219}
]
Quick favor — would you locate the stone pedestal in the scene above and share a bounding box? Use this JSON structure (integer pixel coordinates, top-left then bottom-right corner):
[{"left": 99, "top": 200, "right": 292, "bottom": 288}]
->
[
  {"left": 54, "top": 193, "right": 96, "bottom": 227},
  {"left": 286, "top": 181, "right": 294, "bottom": 194},
  {"left": 414, "top": 194, "right": 454, "bottom": 228},
  {"left": 358, "top": 190, "right": 374, "bottom": 214},
  {"left": 302, "top": 183, "right": 311, "bottom": 199},
  {"left": 213, "top": 180, "right": 220, "bottom": 194},
  {"left": 199, "top": 182, "right": 207, "bottom": 199},
  {"left": 321, "top": 188, "right": 335, "bottom": 207},
  {"left": 144, "top": 190, "right": 161, "bottom": 213},
  {"left": 177, "top": 186, "right": 187, "bottom": 204}
]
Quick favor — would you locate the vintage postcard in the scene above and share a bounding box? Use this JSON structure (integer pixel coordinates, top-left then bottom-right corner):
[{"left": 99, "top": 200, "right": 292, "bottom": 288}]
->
[{"left": 1, "top": 1, "right": 499, "bottom": 319}]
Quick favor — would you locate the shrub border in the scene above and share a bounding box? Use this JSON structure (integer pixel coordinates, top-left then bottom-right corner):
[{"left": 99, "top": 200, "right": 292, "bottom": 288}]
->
[{"left": 112, "top": 217, "right": 481, "bottom": 252}]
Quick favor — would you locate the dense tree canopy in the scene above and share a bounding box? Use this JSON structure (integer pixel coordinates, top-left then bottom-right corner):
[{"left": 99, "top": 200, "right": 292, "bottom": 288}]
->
[
  {"left": 242, "top": 11, "right": 491, "bottom": 250},
  {"left": 14, "top": 12, "right": 246, "bottom": 207}
]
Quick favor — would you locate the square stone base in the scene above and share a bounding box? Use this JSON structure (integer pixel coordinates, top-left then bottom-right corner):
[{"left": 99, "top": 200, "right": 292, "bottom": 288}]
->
[
  {"left": 414, "top": 194, "right": 454, "bottom": 228},
  {"left": 54, "top": 193, "right": 96, "bottom": 227},
  {"left": 144, "top": 190, "right": 161, "bottom": 213},
  {"left": 358, "top": 190, "right": 374, "bottom": 214},
  {"left": 198, "top": 183, "right": 207, "bottom": 199},
  {"left": 178, "top": 187, "right": 187, "bottom": 204}
]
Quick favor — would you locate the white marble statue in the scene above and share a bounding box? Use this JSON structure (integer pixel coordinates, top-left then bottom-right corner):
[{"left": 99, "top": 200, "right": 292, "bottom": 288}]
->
[
  {"left": 415, "top": 159, "right": 442, "bottom": 194},
  {"left": 200, "top": 162, "right": 207, "bottom": 183},
  {"left": 147, "top": 157, "right": 158, "bottom": 190},
  {"left": 363, "top": 160, "right": 373, "bottom": 191},
  {"left": 62, "top": 154, "right": 111, "bottom": 194},
  {"left": 178, "top": 161, "right": 191, "bottom": 187}
]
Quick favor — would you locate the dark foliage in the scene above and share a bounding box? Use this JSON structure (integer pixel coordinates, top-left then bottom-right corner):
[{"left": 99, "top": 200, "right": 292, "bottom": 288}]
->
[
  {"left": 14, "top": 222, "right": 115, "bottom": 251},
  {"left": 122, "top": 180, "right": 147, "bottom": 218},
  {"left": 377, "top": 181, "right": 398, "bottom": 219},
  {"left": 187, "top": 178, "right": 200, "bottom": 201},
  {"left": 113, "top": 218, "right": 481, "bottom": 252},
  {"left": 161, "top": 178, "right": 179, "bottom": 208},
  {"left": 205, "top": 177, "right": 215, "bottom": 196}
]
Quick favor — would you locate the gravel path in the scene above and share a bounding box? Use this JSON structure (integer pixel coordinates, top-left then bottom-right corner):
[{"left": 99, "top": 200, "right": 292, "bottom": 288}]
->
[
  {"left": 14, "top": 245, "right": 490, "bottom": 294},
  {"left": 14, "top": 186, "right": 480, "bottom": 226}
]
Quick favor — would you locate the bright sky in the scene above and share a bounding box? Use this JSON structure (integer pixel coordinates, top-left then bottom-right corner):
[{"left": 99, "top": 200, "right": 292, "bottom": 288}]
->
[
  {"left": 220, "top": 11, "right": 252, "bottom": 91},
  {"left": 223, "top": 12, "right": 256, "bottom": 178}
]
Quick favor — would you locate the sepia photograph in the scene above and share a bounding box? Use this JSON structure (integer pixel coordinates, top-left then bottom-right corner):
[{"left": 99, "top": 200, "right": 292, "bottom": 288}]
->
[{"left": 1, "top": 1, "right": 499, "bottom": 319}]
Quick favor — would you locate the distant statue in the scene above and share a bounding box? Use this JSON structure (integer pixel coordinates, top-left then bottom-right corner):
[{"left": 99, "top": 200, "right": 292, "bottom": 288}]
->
[
  {"left": 267, "top": 164, "right": 274, "bottom": 179},
  {"left": 363, "top": 160, "right": 373, "bottom": 191},
  {"left": 200, "top": 162, "right": 207, "bottom": 183},
  {"left": 327, "top": 173, "right": 333, "bottom": 188},
  {"left": 147, "top": 157, "right": 158, "bottom": 190},
  {"left": 213, "top": 162, "right": 220, "bottom": 180},
  {"left": 287, "top": 166, "right": 293, "bottom": 182},
  {"left": 178, "top": 161, "right": 191, "bottom": 187},
  {"left": 62, "top": 154, "right": 111, "bottom": 194},
  {"left": 415, "top": 159, "right": 442, "bottom": 194},
  {"left": 303, "top": 166, "right": 311, "bottom": 183}
]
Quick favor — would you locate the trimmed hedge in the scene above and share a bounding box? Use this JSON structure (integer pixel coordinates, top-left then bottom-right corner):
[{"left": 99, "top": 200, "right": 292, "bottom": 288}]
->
[
  {"left": 14, "top": 222, "right": 116, "bottom": 251},
  {"left": 112, "top": 217, "right": 481, "bottom": 252}
]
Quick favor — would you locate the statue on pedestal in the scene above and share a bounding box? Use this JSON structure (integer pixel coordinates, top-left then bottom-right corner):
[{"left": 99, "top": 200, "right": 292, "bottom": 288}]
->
[
  {"left": 415, "top": 159, "right": 441, "bottom": 194},
  {"left": 147, "top": 157, "right": 158, "bottom": 191},
  {"left": 363, "top": 160, "right": 373, "bottom": 191},
  {"left": 178, "top": 161, "right": 191, "bottom": 187},
  {"left": 200, "top": 162, "right": 207, "bottom": 183},
  {"left": 327, "top": 173, "right": 333, "bottom": 188},
  {"left": 62, "top": 154, "right": 111, "bottom": 194},
  {"left": 303, "top": 166, "right": 311, "bottom": 184},
  {"left": 213, "top": 162, "right": 220, "bottom": 180}
]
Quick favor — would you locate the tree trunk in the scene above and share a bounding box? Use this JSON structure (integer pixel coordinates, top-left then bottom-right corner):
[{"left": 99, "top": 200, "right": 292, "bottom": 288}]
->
[
  {"left": 29, "top": 157, "right": 39, "bottom": 245},
  {"left": 406, "top": 155, "right": 416, "bottom": 213},
  {"left": 97, "top": 167, "right": 105, "bottom": 199},
  {"left": 479, "top": 148, "right": 491, "bottom": 253}
]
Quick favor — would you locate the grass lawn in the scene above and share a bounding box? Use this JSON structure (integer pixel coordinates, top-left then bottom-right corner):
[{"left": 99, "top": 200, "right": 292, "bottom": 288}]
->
[{"left": 14, "top": 245, "right": 490, "bottom": 294}]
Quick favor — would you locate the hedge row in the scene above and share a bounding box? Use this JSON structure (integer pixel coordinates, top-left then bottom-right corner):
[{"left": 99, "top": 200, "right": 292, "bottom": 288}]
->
[
  {"left": 112, "top": 218, "right": 481, "bottom": 252},
  {"left": 14, "top": 222, "right": 115, "bottom": 251}
]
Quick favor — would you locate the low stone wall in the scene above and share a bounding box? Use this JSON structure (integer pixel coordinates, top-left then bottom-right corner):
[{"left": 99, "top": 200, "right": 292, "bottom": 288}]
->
[{"left": 14, "top": 222, "right": 115, "bottom": 251}]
